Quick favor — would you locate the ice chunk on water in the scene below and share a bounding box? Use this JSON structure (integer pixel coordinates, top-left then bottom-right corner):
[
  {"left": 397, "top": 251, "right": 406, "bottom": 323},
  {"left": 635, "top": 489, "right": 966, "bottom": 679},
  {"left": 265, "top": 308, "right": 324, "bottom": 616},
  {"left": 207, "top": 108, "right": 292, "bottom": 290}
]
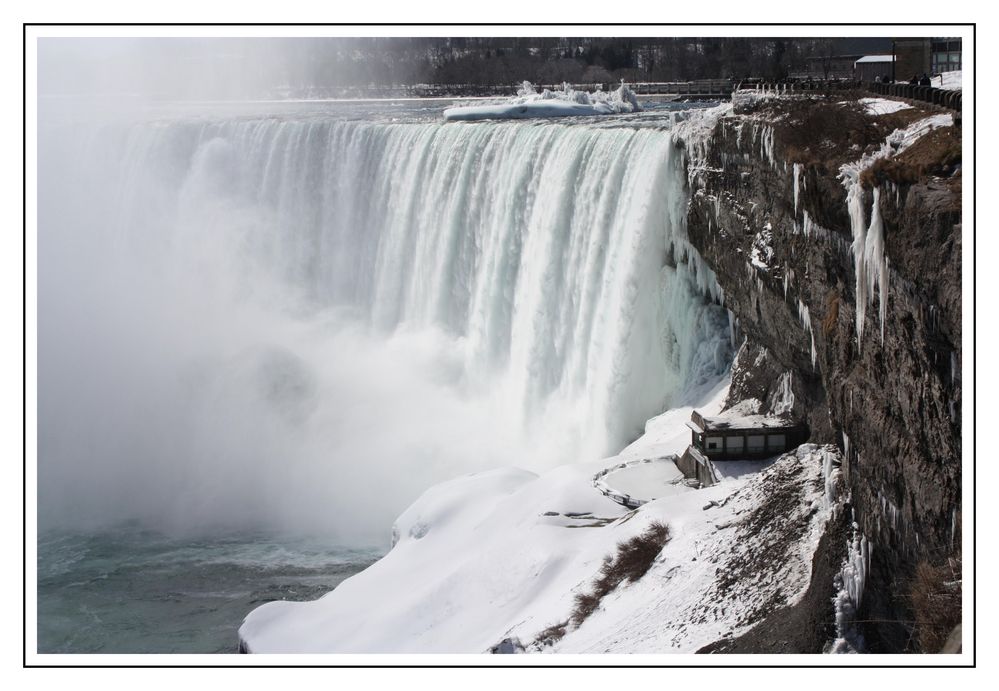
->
[{"left": 444, "top": 81, "right": 642, "bottom": 121}]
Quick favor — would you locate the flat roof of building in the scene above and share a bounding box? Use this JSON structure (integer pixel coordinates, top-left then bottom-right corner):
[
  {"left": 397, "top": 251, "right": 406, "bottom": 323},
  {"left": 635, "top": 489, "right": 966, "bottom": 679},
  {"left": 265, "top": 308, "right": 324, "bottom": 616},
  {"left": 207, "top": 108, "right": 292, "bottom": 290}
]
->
[
  {"left": 805, "top": 54, "right": 864, "bottom": 62},
  {"left": 856, "top": 55, "right": 895, "bottom": 64},
  {"left": 687, "top": 404, "right": 802, "bottom": 434}
]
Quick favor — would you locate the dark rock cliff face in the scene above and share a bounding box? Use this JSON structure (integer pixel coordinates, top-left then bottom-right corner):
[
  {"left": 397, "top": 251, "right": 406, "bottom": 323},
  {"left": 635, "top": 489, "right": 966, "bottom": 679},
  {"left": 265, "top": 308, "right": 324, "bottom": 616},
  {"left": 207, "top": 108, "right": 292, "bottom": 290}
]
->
[{"left": 681, "top": 97, "right": 963, "bottom": 652}]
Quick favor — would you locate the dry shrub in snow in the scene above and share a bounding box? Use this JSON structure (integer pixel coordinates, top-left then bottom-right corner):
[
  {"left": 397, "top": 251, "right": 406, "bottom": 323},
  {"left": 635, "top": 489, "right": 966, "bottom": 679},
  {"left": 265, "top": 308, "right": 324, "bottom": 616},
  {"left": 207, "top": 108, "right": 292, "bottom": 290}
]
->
[{"left": 569, "top": 521, "right": 671, "bottom": 628}]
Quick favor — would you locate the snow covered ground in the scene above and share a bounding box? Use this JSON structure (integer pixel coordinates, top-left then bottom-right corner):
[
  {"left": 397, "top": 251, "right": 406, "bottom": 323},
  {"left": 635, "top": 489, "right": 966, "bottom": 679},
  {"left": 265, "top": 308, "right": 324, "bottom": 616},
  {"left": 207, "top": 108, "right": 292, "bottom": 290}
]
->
[
  {"left": 858, "top": 97, "right": 913, "bottom": 116},
  {"left": 239, "top": 378, "right": 844, "bottom": 654},
  {"left": 594, "top": 457, "right": 688, "bottom": 509},
  {"left": 937, "top": 70, "right": 962, "bottom": 91},
  {"left": 554, "top": 443, "right": 841, "bottom": 653},
  {"left": 444, "top": 81, "right": 641, "bottom": 121}
]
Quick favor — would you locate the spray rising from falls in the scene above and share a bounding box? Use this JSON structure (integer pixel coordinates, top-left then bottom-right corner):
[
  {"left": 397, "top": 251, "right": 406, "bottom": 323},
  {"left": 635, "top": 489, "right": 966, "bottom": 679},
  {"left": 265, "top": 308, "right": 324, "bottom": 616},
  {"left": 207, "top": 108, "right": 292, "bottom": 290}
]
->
[{"left": 38, "top": 107, "right": 731, "bottom": 539}]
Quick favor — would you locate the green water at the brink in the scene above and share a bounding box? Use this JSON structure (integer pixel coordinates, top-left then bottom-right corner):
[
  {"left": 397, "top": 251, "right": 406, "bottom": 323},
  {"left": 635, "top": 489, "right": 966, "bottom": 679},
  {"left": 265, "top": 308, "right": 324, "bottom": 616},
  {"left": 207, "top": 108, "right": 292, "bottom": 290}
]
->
[{"left": 37, "top": 526, "right": 383, "bottom": 653}]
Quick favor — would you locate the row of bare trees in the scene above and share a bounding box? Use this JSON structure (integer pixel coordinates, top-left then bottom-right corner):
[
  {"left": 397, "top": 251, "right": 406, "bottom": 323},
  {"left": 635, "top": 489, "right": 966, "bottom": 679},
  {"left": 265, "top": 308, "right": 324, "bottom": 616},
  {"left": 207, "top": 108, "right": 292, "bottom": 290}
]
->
[{"left": 266, "top": 37, "right": 892, "bottom": 92}]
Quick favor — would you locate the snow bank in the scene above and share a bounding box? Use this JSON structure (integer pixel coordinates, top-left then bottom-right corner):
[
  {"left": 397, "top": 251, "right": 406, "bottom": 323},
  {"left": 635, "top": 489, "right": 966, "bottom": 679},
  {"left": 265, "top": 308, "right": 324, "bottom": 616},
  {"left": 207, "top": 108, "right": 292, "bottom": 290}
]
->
[
  {"left": 444, "top": 81, "right": 641, "bottom": 121},
  {"left": 937, "top": 70, "right": 962, "bottom": 91},
  {"left": 239, "top": 383, "right": 727, "bottom": 653},
  {"left": 239, "top": 378, "right": 845, "bottom": 654},
  {"left": 858, "top": 97, "right": 913, "bottom": 116},
  {"left": 556, "top": 443, "right": 842, "bottom": 653}
]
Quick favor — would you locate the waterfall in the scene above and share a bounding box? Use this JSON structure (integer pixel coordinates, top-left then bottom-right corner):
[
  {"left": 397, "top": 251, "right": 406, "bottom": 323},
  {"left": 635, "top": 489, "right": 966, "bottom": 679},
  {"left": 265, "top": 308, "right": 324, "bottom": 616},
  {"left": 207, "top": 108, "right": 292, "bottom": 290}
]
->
[{"left": 38, "top": 107, "right": 731, "bottom": 538}]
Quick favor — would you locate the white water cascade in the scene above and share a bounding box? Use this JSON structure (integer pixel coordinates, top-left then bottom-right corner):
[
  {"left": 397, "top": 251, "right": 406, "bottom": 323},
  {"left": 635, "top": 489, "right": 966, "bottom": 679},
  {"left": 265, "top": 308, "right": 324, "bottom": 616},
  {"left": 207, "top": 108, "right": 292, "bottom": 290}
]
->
[{"left": 38, "top": 107, "right": 731, "bottom": 540}]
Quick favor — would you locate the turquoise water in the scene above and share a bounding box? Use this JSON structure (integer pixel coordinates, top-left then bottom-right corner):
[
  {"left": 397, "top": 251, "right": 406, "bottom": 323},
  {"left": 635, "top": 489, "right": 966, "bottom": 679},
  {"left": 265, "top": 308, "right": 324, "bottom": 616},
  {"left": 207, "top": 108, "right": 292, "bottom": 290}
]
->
[{"left": 37, "top": 526, "right": 383, "bottom": 653}]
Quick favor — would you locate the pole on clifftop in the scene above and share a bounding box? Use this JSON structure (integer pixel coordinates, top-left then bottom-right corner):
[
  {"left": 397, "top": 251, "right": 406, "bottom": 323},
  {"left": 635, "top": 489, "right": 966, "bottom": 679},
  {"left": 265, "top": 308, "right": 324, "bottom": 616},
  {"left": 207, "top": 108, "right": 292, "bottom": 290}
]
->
[{"left": 891, "top": 40, "right": 896, "bottom": 83}]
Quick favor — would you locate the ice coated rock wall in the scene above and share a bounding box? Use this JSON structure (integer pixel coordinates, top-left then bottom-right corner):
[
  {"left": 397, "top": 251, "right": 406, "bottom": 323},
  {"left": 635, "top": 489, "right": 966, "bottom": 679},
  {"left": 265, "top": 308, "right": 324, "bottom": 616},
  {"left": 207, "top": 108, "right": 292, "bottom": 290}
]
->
[{"left": 682, "top": 102, "right": 962, "bottom": 652}]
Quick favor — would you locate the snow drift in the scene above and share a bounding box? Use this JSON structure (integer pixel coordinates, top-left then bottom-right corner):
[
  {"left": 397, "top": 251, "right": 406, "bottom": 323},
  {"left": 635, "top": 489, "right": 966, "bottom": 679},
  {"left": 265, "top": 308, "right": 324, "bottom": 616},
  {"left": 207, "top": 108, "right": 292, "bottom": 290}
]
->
[{"left": 239, "top": 379, "right": 846, "bottom": 653}]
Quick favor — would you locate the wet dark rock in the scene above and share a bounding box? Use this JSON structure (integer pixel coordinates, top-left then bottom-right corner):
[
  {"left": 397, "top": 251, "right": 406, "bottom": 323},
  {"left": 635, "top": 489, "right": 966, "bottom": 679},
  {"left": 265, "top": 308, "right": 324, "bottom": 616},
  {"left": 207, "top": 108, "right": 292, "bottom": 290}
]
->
[{"left": 489, "top": 637, "right": 525, "bottom": 654}]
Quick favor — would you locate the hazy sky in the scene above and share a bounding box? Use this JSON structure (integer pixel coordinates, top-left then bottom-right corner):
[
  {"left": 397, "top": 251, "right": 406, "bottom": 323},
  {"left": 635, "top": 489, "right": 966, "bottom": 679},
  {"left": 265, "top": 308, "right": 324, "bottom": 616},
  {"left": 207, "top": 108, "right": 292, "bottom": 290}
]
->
[{"left": 38, "top": 38, "right": 302, "bottom": 99}]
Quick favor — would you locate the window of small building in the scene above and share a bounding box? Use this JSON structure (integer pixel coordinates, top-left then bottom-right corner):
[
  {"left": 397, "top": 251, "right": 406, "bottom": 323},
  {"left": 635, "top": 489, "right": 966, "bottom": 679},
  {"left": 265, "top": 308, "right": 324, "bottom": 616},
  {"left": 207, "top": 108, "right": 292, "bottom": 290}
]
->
[
  {"left": 747, "top": 435, "right": 765, "bottom": 453},
  {"left": 932, "top": 39, "right": 961, "bottom": 53},
  {"left": 931, "top": 41, "right": 961, "bottom": 73},
  {"left": 705, "top": 436, "right": 723, "bottom": 452},
  {"left": 767, "top": 434, "right": 786, "bottom": 451},
  {"left": 932, "top": 50, "right": 961, "bottom": 72},
  {"left": 725, "top": 436, "right": 744, "bottom": 453}
]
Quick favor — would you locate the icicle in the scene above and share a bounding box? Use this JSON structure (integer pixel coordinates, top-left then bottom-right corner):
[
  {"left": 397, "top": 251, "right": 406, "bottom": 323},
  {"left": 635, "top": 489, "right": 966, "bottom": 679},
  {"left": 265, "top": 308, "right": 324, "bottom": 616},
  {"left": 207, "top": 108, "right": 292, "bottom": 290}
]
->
[
  {"left": 829, "top": 530, "right": 869, "bottom": 654},
  {"left": 822, "top": 447, "right": 840, "bottom": 508},
  {"left": 866, "top": 189, "right": 889, "bottom": 345},
  {"left": 773, "top": 371, "right": 794, "bottom": 415},
  {"left": 793, "top": 162, "right": 802, "bottom": 216},
  {"left": 845, "top": 183, "right": 889, "bottom": 351}
]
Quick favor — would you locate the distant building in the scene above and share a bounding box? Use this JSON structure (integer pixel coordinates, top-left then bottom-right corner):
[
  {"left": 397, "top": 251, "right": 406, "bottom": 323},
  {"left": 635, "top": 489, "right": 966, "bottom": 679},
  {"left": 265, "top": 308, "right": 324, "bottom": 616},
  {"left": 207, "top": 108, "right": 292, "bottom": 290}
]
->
[
  {"left": 803, "top": 54, "right": 863, "bottom": 79},
  {"left": 855, "top": 55, "right": 895, "bottom": 82},
  {"left": 894, "top": 37, "right": 962, "bottom": 81}
]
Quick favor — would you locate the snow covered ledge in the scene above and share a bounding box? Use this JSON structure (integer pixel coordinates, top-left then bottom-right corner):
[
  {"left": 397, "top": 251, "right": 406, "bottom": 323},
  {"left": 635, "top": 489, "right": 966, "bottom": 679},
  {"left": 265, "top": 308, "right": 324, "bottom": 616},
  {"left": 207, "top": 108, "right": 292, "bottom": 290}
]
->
[{"left": 239, "top": 380, "right": 845, "bottom": 653}]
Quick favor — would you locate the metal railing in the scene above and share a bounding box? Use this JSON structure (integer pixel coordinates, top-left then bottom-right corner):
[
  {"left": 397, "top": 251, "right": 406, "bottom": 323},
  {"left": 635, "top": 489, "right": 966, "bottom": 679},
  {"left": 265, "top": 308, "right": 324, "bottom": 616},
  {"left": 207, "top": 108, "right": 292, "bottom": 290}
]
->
[
  {"left": 296, "top": 79, "right": 962, "bottom": 112},
  {"left": 733, "top": 78, "right": 961, "bottom": 112}
]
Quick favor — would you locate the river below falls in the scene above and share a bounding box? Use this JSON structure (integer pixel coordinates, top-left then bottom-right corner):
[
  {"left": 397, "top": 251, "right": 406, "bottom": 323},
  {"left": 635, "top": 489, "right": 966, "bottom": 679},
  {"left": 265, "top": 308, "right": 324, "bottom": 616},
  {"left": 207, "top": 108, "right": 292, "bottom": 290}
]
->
[{"left": 37, "top": 526, "right": 383, "bottom": 653}]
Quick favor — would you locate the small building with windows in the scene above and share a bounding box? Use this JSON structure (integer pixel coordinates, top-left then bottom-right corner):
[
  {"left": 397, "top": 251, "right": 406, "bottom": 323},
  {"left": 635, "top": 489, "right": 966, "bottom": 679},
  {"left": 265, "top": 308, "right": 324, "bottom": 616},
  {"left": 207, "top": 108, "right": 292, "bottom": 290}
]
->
[{"left": 685, "top": 408, "right": 809, "bottom": 461}]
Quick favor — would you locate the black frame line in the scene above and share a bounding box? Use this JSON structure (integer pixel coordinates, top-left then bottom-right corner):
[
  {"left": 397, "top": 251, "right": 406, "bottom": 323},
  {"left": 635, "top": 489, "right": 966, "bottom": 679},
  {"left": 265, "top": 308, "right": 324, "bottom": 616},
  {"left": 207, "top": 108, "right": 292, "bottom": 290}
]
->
[{"left": 22, "top": 21, "right": 976, "bottom": 670}]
